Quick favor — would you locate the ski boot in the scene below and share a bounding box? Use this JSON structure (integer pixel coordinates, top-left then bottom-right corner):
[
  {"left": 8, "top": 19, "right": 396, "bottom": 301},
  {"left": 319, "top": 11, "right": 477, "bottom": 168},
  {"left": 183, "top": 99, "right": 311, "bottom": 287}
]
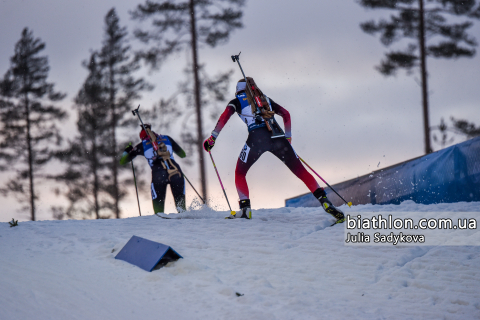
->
[
  {"left": 226, "top": 199, "right": 252, "bottom": 219},
  {"left": 313, "top": 188, "right": 345, "bottom": 224}
]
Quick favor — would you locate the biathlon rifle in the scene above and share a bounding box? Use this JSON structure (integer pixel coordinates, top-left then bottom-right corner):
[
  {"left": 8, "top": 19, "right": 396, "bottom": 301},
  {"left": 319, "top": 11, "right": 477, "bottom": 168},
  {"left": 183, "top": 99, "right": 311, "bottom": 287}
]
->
[
  {"left": 231, "top": 52, "right": 285, "bottom": 138},
  {"left": 131, "top": 105, "right": 180, "bottom": 180}
]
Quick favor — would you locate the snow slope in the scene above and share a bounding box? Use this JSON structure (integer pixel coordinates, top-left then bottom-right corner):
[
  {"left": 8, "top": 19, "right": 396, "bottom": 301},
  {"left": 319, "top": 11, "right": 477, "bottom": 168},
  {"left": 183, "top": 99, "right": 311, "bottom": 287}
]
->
[{"left": 1, "top": 201, "right": 479, "bottom": 320}]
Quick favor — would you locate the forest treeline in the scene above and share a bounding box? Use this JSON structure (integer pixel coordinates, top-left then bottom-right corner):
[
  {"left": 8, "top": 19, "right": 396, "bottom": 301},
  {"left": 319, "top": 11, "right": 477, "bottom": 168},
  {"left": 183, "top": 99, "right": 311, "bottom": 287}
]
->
[
  {"left": 1, "top": 1, "right": 479, "bottom": 221},
  {"left": 0, "top": 2, "right": 244, "bottom": 221}
]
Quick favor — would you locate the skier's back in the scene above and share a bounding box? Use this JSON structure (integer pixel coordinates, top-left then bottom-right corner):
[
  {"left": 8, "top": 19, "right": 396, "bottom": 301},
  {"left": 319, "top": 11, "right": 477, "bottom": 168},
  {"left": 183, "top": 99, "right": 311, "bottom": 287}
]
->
[
  {"left": 120, "top": 124, "right": 187, "bottom": 214},
  {"left": 204, "top": 78, "right": 345, "bottom": 222}
]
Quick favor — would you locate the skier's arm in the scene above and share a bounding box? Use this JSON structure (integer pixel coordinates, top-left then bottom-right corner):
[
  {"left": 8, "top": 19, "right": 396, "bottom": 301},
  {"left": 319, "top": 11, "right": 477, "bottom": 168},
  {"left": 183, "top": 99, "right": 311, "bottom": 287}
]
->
[
  {"left": 204, "top": 103, "right": 236, "bottom": 151},
  {"left": 270, "top": 99, "right": 291, "bottom": 138},
  {"left": 119, "top": 142, "right": 143, "bottom": 165},
  {"left": 167, "top": 136, "right": 186, "bottom": 158},
  {"left": 211, "top": 104, "right": 236, "bottom": 138}
]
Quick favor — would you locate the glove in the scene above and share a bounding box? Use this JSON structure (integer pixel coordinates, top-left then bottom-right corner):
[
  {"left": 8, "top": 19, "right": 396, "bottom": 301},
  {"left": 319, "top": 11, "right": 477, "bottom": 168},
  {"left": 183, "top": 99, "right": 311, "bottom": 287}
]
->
[
  {"left": 286, "top": 137, "right": 292, "bottom": 145},
  {"left": 203, "top": 136, "right": 216, "bottom": 151},
  {"left": 125, "top": 143, "right": 133, "bottom": 153},
  {"left": 120, "top": 143, "right": 134, "bottom": 166}
]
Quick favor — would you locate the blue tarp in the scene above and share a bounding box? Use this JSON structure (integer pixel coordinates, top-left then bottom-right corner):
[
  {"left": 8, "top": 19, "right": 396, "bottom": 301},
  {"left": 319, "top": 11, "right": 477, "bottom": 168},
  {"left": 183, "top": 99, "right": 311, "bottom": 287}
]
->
[{"left": 286, "top": 136, "right": 480, "bottom": 207}]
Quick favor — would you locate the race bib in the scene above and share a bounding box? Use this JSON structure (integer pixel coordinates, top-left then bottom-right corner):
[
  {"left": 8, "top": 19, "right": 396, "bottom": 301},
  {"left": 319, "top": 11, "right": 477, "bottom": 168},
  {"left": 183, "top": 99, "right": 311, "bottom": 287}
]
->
[{"left": 239, "top": 143, "right": 251, "bottom": 163}]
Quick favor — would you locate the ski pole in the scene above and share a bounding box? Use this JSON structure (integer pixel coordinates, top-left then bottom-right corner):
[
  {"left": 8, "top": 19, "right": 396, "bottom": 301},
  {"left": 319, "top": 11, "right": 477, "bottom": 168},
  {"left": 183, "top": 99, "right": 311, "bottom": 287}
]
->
[
  {"left": 132, "top": 105, "right": 159, "bottom": 157},
  {"left": 132, "top": 105, "right": 150, "bottom": 146},
  {"left": 183, "top": 174, "right": 205, "bottom": 204},
  {"left": 131, "top": 159, "right": 142, "bottom": 216},
  {"left": 208, "top": 150, "right": 236, "bottom": 215},
  {"left": 299, "top": 157, "right": 352, "bottom": 207}
]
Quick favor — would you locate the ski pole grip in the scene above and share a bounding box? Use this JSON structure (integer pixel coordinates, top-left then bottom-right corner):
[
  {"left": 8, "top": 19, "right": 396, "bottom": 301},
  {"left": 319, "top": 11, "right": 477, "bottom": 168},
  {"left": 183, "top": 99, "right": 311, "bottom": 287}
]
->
[
  {"left": 132, "top": 104, "right": 140, "bottom": 116},
  {"left": 231, "top": 52, "right": 241, "bottom": 62}
]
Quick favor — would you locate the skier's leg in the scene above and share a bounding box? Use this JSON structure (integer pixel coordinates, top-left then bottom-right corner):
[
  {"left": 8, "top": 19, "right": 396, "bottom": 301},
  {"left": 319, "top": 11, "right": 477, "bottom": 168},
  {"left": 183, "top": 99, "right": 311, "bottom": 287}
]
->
[
  {"left": 169, "top": 164, "right": 186, "bottom": 212},
  {"left": 151, "top": 181, "right": 168, "bottom": 214},
  {"left": 238, "top": 198, "right": 252, "bottom": 219},
  {"left": 235, "top": 132, "right": 267, "bottom": 201},
  {"left": 151, "top": 167, "right": 169, "bottom": 214},
  {"left": 313, "top": 188, "right": 344, "bottom": 222},
  {"left": 234, "top": 151, "right": 256, "bottom": 201},
  {"left": 271, "top": 138, "right": 320, "bottom": 192},
  {"left": 231, "top": 147, "right": 258, "bottom": 219},
  {"left": 231, "top": 129, "right": 269, "bottom": 219},
  {"left": 271, "top": 138, "right": 344, "bottom": 221}
]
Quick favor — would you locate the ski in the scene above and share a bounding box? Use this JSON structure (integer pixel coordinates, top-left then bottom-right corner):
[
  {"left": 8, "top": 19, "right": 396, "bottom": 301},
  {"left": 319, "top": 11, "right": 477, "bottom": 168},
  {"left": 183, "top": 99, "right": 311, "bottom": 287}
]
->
[
  {"left": 155, "top": 213, "right": 182, "bottom": 219},
  {"left": 330, "top": 218, "right": 345, "bottom": 227},
  {"left": 155, "top": 211, "right": 343, "bottom": 224},
  {"left": 155, "top": 212, "right": 247, "bottom": 220}
]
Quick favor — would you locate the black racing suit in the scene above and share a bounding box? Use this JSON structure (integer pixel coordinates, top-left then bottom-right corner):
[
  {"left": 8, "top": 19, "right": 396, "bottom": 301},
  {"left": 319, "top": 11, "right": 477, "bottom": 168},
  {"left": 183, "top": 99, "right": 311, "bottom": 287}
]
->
[
  {"left": 120, "top": 134, "right": 186, "bottom": 213},
  {"left": 211, "top": 92, "right": 321, "bottom": 202}
]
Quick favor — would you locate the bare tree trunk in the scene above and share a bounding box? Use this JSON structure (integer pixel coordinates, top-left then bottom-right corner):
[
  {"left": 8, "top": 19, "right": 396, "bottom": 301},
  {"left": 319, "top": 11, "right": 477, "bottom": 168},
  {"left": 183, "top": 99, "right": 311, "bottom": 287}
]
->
[
  {"left": 109, "top": 62, "right": 120, "bottom": 219},
  {"left": 92, "top": 127, "right": 100, "bottom": 220},
  {"left": 25, "top": 93, "right": 36, "bottom": 221},
  {"left": 418, "top": 0, "right": 431, "bottom": 154},
  {"left": 189, "top": 0, "right": 207, "bottom": 200}
]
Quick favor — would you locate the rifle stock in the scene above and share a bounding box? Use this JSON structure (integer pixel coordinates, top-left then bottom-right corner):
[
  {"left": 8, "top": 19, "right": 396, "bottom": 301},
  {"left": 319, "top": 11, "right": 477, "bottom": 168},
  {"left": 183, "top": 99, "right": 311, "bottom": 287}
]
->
[{"left": 132, "top": 105, "right": 181, "bottom": 180}]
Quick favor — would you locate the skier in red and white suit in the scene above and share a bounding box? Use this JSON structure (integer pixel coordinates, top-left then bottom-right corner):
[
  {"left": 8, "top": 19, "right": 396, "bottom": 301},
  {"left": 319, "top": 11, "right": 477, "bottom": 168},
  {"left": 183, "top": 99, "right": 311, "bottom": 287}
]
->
[{"left": 203, "top": 78, "right": 344, "bottom": 221}]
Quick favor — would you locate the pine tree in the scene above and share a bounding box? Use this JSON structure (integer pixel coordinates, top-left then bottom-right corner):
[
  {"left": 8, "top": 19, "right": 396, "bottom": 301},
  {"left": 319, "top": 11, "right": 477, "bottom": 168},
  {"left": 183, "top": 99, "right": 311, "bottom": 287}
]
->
[
  {"left": 357, "top": 0, "right": 480, "bottom": 154},
  {"left": 53, "top": 53, "right": 113, "bottom": 220},
  {"left": 432, "top": 117, "right": 479, "bottom": 149},
  {"left": 0, "top": 28, "right": 66, "bottom": 221},
  {"left": 431, "top": 117, "right": 454, "bottom": 148},
  {"left": 99, "top": 8, "right": 152, "bottom": 219},
  {"left": 176, "top": 65, "right": 233, "bottom": 166},
  {"left": 450, "top": 118, "right": 480, "bottom": 139},
  {"left": 130, "top": 0, "right": 244, "bottom": 199}
]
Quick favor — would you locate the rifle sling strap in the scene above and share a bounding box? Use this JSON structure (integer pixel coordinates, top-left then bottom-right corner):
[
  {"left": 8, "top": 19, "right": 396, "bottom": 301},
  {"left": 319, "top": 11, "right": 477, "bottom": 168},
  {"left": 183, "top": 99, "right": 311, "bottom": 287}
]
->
[
  {"left": 157, "top": 144, "right": 181, "bottom": 180},
  {"left": 146, "top": 128, "right": 181, "bottom": 181}
]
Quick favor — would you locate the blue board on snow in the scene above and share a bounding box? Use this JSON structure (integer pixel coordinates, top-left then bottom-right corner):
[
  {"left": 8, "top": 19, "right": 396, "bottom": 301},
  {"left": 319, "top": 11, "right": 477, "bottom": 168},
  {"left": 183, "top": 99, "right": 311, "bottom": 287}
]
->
[{"left": 115, "top": 235, "right": 183, "bottom": 272}]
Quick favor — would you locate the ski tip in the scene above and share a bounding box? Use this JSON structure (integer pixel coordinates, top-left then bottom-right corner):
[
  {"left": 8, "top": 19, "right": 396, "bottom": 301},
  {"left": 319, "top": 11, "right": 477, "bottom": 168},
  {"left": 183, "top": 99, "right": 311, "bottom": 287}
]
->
[
  {"left": 347, "top": 202, "right": 352, "bottom": 207},
  {"left": 331, "top": 218, "right": 345, "bottom": 226}
]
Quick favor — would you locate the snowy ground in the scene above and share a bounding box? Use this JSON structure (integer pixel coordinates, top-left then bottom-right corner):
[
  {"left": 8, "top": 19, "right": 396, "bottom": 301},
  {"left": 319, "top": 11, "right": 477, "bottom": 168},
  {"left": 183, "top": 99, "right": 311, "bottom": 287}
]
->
[{"left": 1, "top": 201, "right": 480, "bottom": 320}]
